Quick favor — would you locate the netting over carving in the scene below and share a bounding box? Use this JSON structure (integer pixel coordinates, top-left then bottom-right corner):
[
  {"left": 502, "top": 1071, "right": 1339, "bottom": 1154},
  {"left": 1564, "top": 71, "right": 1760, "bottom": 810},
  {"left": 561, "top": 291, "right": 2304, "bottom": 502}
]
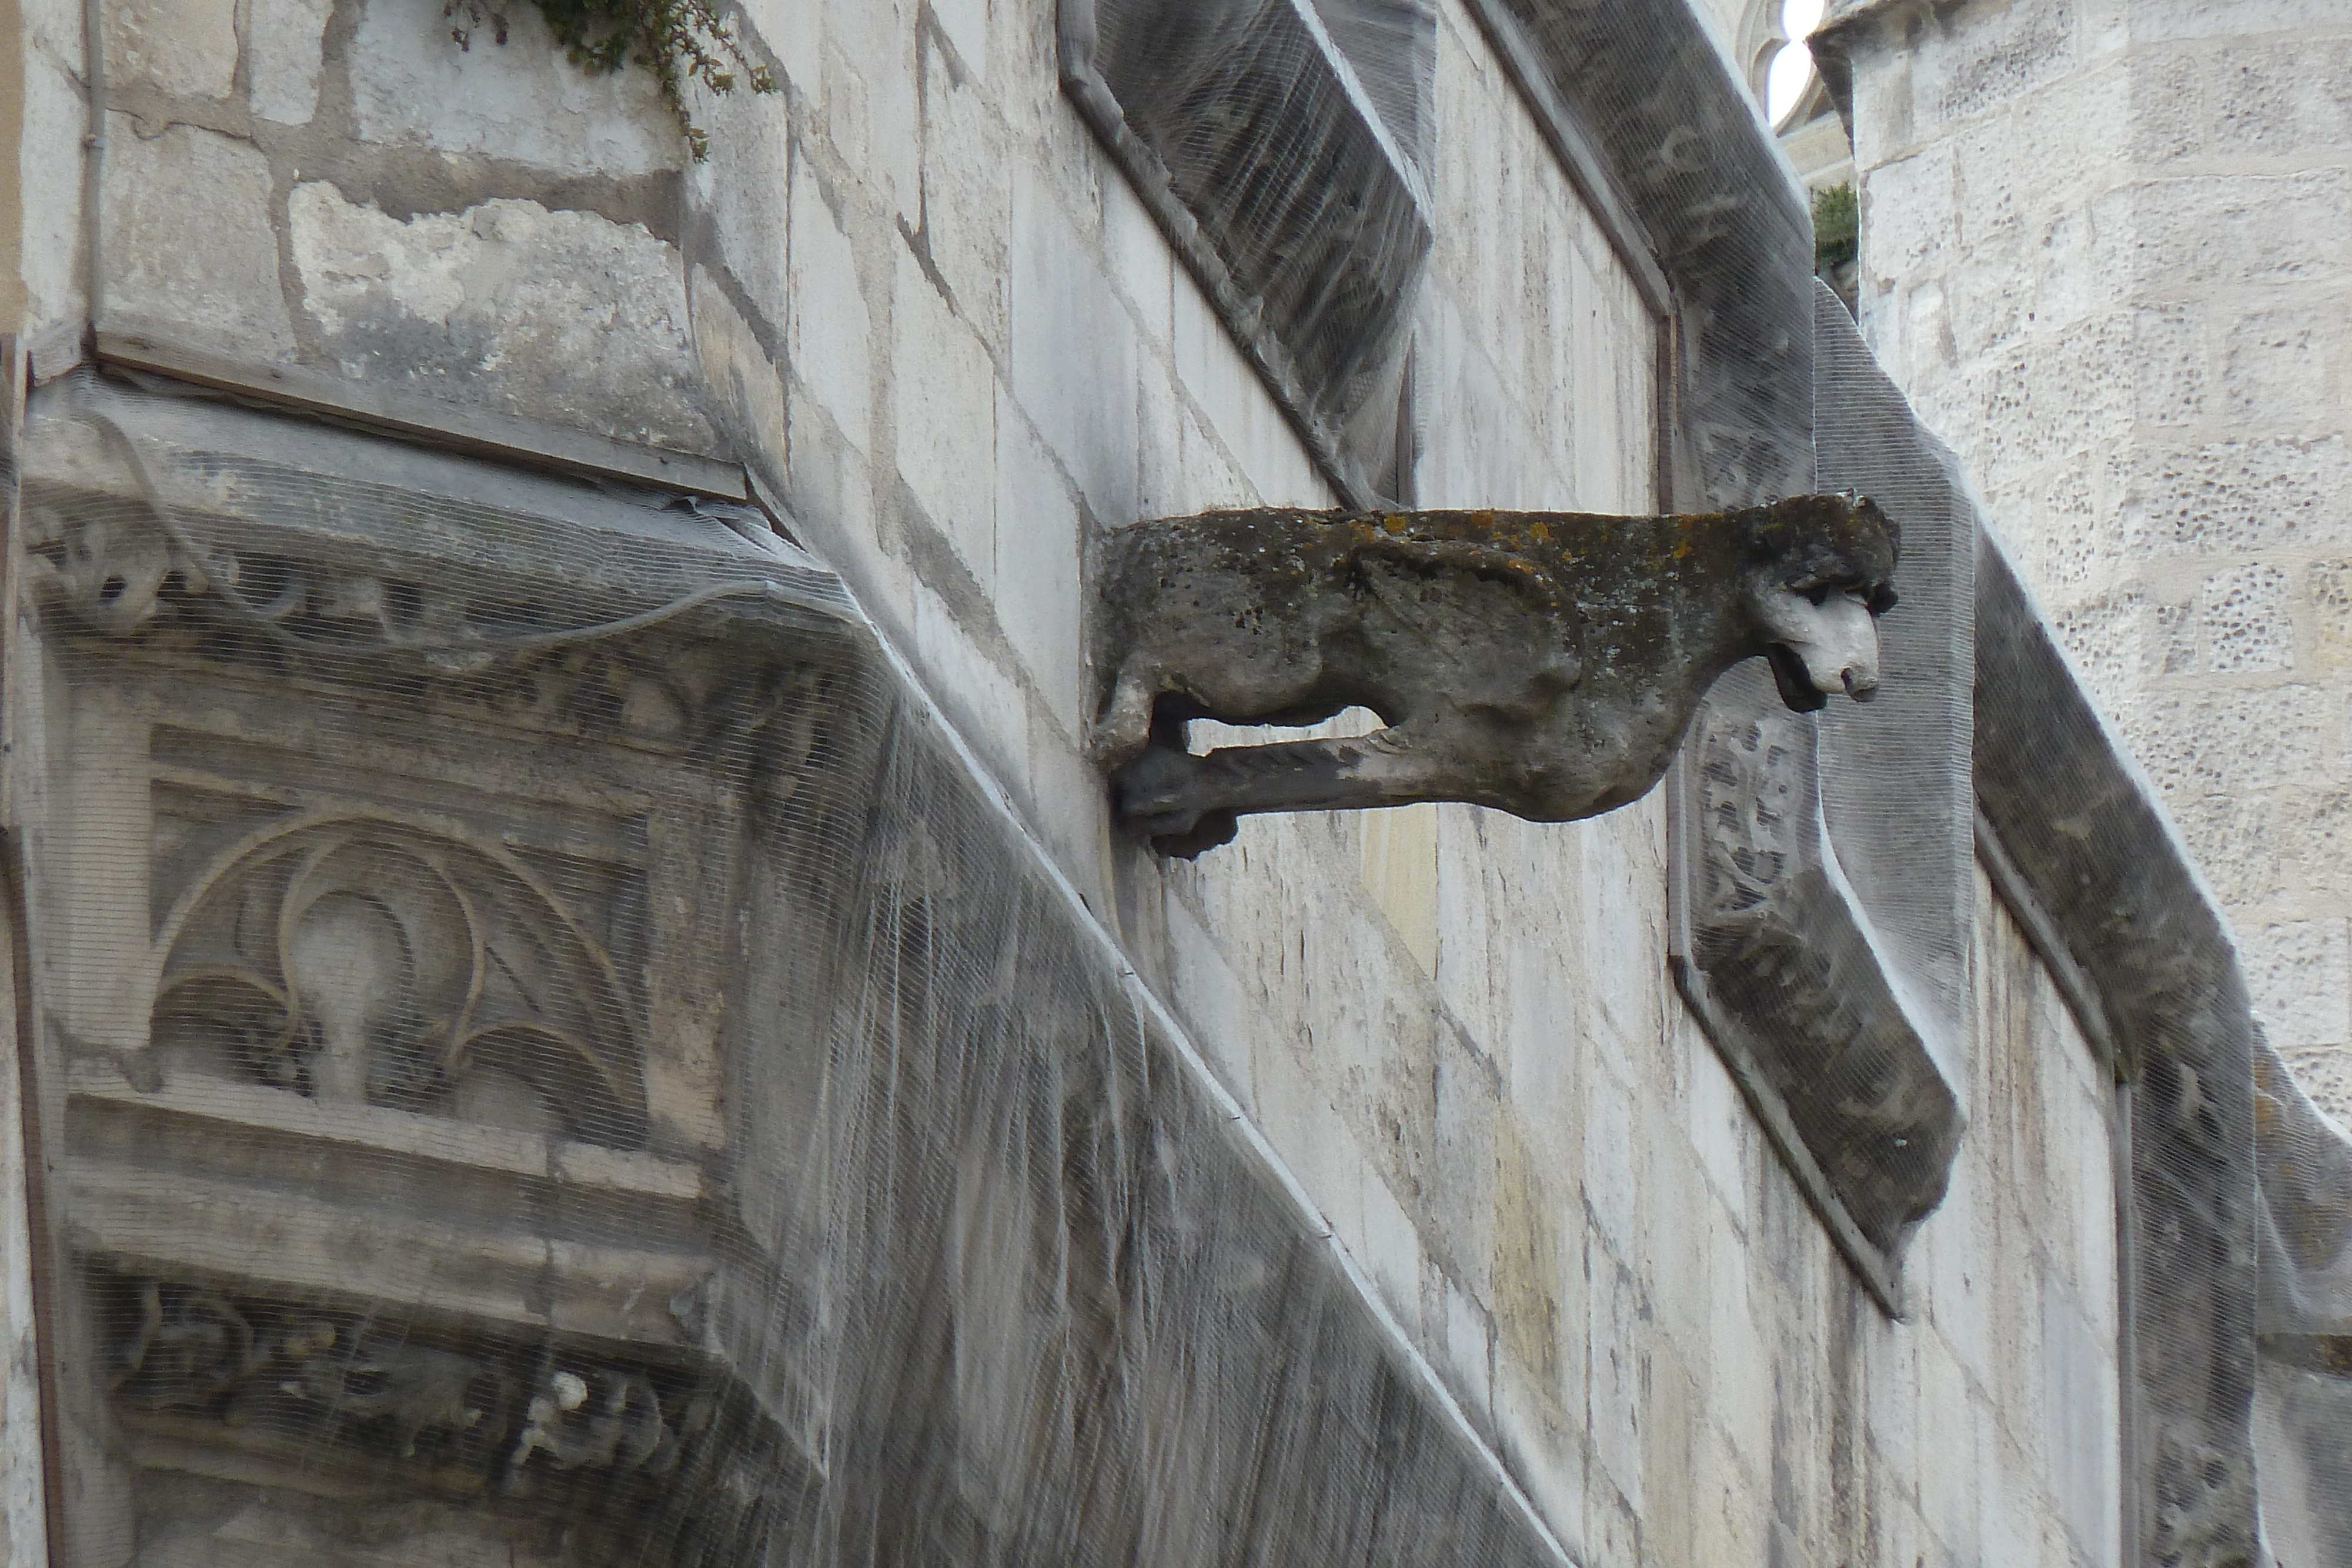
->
[
  {"left": 12, "top": 373, "right": 1568, "bottom": 1567},
  {"left": 1061, "top": 0, "right": 1434, "bottom": 504}
]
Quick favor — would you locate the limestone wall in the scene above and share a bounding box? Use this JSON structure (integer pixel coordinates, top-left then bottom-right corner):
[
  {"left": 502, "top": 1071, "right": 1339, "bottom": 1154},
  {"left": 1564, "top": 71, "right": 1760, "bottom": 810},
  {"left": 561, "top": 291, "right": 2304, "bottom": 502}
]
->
[
  {"left": 1832, "top": 0, "right": 2352, "bottom": 1124},
  {"left": 6, "top": 0, "right": 2134, "bottom": 1562}
]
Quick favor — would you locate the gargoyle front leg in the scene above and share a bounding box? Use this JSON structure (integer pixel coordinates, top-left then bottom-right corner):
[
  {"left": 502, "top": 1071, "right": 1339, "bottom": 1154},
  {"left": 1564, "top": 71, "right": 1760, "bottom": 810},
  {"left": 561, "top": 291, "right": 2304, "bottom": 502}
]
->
[{"left": 1115, "top": 727, "right": 1483, "bottom": 857}]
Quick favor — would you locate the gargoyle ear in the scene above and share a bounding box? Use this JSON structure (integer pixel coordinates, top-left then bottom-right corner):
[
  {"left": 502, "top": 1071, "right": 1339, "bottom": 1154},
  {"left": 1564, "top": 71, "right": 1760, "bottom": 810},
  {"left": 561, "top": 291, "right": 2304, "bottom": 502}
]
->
[{"left": 1867, "top": 584, "right": 1899, "bottom": 616}]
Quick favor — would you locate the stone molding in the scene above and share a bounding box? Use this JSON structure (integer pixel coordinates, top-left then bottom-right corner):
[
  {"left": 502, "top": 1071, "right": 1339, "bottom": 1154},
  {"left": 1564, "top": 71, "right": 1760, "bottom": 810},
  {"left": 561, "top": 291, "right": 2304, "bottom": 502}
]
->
[
  {"left": 1665, "top": 288, "right": 1979, "bottom": 1308},
  {"left": 1058, "top": 0, "right": 1431, "bottom": 507},
  {"left": 1975, "top": 531, "right": 2263, "bottom": 1568},
  {"left": 1463, "top": 0, "right": 1818, "bottom": 510},
  {"left": 1671, "top": 675, "right": 1959, "bottom": 1313},
  {"left": 96, "top": 329, "right": 751, "bottom": 502}
]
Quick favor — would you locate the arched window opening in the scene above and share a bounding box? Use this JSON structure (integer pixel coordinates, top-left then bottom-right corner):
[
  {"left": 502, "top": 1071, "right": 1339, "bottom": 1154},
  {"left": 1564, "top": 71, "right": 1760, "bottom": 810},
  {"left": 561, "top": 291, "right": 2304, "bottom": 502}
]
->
[{"left": 1763, "top": 0, "right": 1826, "bottom": 128}]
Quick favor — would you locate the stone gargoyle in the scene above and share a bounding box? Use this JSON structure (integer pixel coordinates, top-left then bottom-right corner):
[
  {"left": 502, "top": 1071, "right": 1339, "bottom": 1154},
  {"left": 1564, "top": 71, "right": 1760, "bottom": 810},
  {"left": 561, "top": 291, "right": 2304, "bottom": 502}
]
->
[{"left": 1092, "top": 494, "right": 1897, "bottom": 856}]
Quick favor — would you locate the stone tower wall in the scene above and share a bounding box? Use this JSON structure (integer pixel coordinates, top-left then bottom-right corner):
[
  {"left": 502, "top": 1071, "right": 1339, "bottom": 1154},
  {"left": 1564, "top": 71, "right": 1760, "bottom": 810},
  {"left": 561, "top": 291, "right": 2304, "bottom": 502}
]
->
[{"left": 1830, "top": 0, "right": 2352, "bottom": 1121}]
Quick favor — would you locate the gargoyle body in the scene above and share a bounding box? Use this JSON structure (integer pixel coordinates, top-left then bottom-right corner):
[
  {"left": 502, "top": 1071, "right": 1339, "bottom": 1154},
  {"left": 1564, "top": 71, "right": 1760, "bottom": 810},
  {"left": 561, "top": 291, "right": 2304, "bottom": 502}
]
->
[{"left": 1093, "top": 496, "right": 1897, "bottom": 855}]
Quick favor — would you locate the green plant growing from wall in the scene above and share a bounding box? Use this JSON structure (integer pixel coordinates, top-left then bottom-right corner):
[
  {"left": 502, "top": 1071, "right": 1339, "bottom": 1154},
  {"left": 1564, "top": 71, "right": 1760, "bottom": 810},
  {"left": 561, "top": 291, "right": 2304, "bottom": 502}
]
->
[
  {"left": 1812, "top": 182, "right": 1858, "bottom": 275},
  {"left": 443, "top": 0, "right": 778, "bottom": 161}
]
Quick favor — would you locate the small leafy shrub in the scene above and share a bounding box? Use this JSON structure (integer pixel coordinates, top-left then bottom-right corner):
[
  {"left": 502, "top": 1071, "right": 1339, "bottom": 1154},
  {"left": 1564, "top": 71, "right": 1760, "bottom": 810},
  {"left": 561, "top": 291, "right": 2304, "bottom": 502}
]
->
[
  {"left": 444, "top": 0, "right": 778, "bottom": 161},
  {"left": 1812, "top": 182, "right": 1858, "bottom": 275}
]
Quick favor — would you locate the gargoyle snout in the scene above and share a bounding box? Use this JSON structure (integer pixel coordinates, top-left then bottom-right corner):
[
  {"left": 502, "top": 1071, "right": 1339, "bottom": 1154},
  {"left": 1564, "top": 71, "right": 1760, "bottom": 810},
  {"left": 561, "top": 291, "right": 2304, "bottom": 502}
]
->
[
  {"left": 1750, "top": 584, "right": 1886, "bottom": 713},
  {"left": 1836, "top": 643, "right": 1881, "bottom": 701}
]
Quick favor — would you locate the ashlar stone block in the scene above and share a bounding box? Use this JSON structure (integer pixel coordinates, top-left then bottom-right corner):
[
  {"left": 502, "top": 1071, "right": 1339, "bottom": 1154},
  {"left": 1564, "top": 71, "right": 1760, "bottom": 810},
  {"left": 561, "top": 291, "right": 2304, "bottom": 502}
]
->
[
  {"left": 788, "top": 161, "right": 876, "bottom": 453},
  {"left": 2128, "top": 302, "right": 2210, "bottom": 429},
  {"left": 103, "top": 0, "right": 236, "bottom": 99},
  {"left": 248, "top": 0, "right": 332, "bottom": 123},
  {"left": 991, "top": 385, "right": 1085, "bottom": 737},
  {"left": 2122, "top": 684, "right": 2333, "bottom": 804},
  {"left": 350, "top": 0, "right": 681, "bottom": 176},
  {"left": 2124, "top": 434, "right": 2352, "bottom": 556},
  {"left": 2244, "top": 920, "right": 2352, "bottom": 1051},
  {"left": 2223, "top": 305, "right": 2336, "bottom": 426},
  {"left": 890, "top": 243, "right": 998, "bottom": 590},
  {"left": 2307, "top": 557, "right": 2352, "bottom": 665},
  {"left": 1925, "top": 0, "right": 2079, "bottom": 128},
  {"left": 2208, "top": 37, "right": 2352, "bottom": 155},
  {"left": 2125, "top": 172, "right": 2352, "bottom": 290},
  {"left": 2196, "top": 562, "right": 2297, "bottom": 673},
  {"left": 1008, "top": 161, "right": 1141, "bottom": 524},
  {"left": 691, "top": 85, "right": 794, "bottom": 339},
  {"left": 916, "top": 35, "right": 1016, "bottom": 346},
  {"left": 99, "top": 118, "right": 295, "bottom": 356},
  {"left": 1860, "top": 142, "right": 1957, "bottom": 286},
  {"left": 290, "top": 185, "right": 717, "bottom": 452}
]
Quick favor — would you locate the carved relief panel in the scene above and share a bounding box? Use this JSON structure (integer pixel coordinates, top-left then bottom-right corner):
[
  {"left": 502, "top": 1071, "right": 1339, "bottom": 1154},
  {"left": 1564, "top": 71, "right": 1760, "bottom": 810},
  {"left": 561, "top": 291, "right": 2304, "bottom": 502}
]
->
[
  {"left": 151, "top": 812, "right": 649, "bottom": 1147},
  {"left": 14, "top": 377, "right": 858, "bottom": 1561}
]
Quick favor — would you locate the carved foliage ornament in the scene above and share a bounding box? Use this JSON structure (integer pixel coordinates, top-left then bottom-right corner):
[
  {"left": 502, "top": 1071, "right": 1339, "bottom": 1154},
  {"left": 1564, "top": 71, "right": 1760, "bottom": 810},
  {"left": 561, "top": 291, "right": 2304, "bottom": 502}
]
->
[
  {"left": 149, "top": 814, "right": 649, "bottom": 1148},
  {"left": 106, "top": 1276, "right": 713, "bottom": 1486},
  {"left": 1091, "top": 494, "right": 1897, "bottom": 854}
]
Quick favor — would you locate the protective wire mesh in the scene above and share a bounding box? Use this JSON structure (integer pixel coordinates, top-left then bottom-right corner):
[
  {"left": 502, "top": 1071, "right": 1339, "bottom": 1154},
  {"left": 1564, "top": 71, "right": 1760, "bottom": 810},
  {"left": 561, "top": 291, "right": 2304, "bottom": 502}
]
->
[
  {"left": 1671, "top": 296, "right": 1973, "bottom": 1295},
  {"left": 1060, "top": 0, "right": 1432, "bottom": 506},
  {"left": 2253, "top": 1035, "right": 2352, "bottom": 1567},
  {"left": 14, "top": 372, "right": 1569, "bottom": 1567},
  {"left": 1972, "top": 528, "right": 2264, "bottom": 1567}
]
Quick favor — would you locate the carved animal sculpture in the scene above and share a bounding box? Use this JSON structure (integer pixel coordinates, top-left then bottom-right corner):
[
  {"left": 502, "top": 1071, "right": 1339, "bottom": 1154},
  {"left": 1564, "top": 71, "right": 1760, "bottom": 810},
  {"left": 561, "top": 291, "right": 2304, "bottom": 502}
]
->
[
  {"left": 1093, "top": 494, "right": 1897, "bottom": 856},
  {"left": 510, "top": 1368, "right": 677, "bottom": 1476},
  {"left": 285, "top": 1339, "right": 500, "bottom": 1457}
]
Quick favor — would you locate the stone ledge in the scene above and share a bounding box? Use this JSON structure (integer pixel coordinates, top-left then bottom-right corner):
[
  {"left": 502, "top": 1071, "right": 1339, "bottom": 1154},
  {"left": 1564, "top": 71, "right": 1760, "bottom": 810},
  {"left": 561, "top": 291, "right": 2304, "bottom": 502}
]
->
[
  {"left": 96, "top": 329, "right": 751, "bottom": 503},
  {"left": 68, "top": 1067, "right": 706, "bottom": 1202}
]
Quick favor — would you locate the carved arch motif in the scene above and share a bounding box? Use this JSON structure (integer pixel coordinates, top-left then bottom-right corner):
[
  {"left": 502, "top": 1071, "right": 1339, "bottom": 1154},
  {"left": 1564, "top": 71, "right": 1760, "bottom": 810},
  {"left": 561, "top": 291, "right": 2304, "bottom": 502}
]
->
[{"left": 148, "top": 813, "right": 649, "bottom": 1148}]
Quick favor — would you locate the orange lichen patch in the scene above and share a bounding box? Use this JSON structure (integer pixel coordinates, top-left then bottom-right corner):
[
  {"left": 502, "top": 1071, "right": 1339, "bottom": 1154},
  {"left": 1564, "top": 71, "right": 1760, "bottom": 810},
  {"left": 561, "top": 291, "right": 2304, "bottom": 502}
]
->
[{"left": 1382, "top": 513, "right": 1408, "bottom": 533}]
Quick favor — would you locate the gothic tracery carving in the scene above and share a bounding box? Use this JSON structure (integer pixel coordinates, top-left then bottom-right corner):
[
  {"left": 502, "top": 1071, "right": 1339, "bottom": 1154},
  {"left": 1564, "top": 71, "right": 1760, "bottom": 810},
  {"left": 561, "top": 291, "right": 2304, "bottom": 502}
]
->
[{"left": 148, "top": 814, "right": 649, "bottom": 1148}]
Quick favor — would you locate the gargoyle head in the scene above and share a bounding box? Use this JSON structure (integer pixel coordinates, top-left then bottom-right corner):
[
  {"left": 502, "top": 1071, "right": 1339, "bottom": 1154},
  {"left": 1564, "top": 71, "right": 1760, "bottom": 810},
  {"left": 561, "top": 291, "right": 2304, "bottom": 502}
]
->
[{"left": 1735, "top": 493, "right": 1900, "bottom": 713}]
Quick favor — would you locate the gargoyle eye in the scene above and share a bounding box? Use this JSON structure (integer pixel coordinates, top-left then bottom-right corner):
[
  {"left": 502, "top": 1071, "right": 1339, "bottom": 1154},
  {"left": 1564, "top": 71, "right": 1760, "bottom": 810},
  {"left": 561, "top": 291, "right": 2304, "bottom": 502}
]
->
[{"left": 1797, "top": 581, "right": 1833, "bottom": 607}]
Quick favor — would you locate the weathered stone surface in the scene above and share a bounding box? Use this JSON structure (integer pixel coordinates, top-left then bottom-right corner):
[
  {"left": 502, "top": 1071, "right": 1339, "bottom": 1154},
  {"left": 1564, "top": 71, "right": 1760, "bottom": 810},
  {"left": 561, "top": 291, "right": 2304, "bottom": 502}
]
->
[
  {"left": 1839, "top": 0, "right": 2352, "bottom": 1161},
  {"left": 2246, "top": 920, "right": 2351, "bottom": 1049},
  {"left": 1008, "top": 162, "right": 1142, "bottom": 526},
  {"left": 2222, "top": 305, "right": 2334, "bottom": 424},
  {"left": 2194, "top": 563, "right": 2296, "bottom": 673},
  {"left": 2123, "top": 434, "right": 2352, "bottom": 556},
  {"left": 2114, "top": 170, "right": 2352, "bottom": 293},
  {"left": 248, "top": 0, "right": 333, "bottom": 123},
  {"left": 99, "top": 118, "right": 295, "bottom": 355},
  {"left": 786, "top": 159, "right": 874, "bottom": 452},
  {"left": 103, "top": 0, "right": 236, "bottom": 98},
  {"left": 349, "top": 0, "right": 683, "bottom": 175},
  {"left": 289, "top": 184, "right": 717, "bottom": 452},
  {"left": 7, "top": 1, "right": 2167, "bottom": 1564}
]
